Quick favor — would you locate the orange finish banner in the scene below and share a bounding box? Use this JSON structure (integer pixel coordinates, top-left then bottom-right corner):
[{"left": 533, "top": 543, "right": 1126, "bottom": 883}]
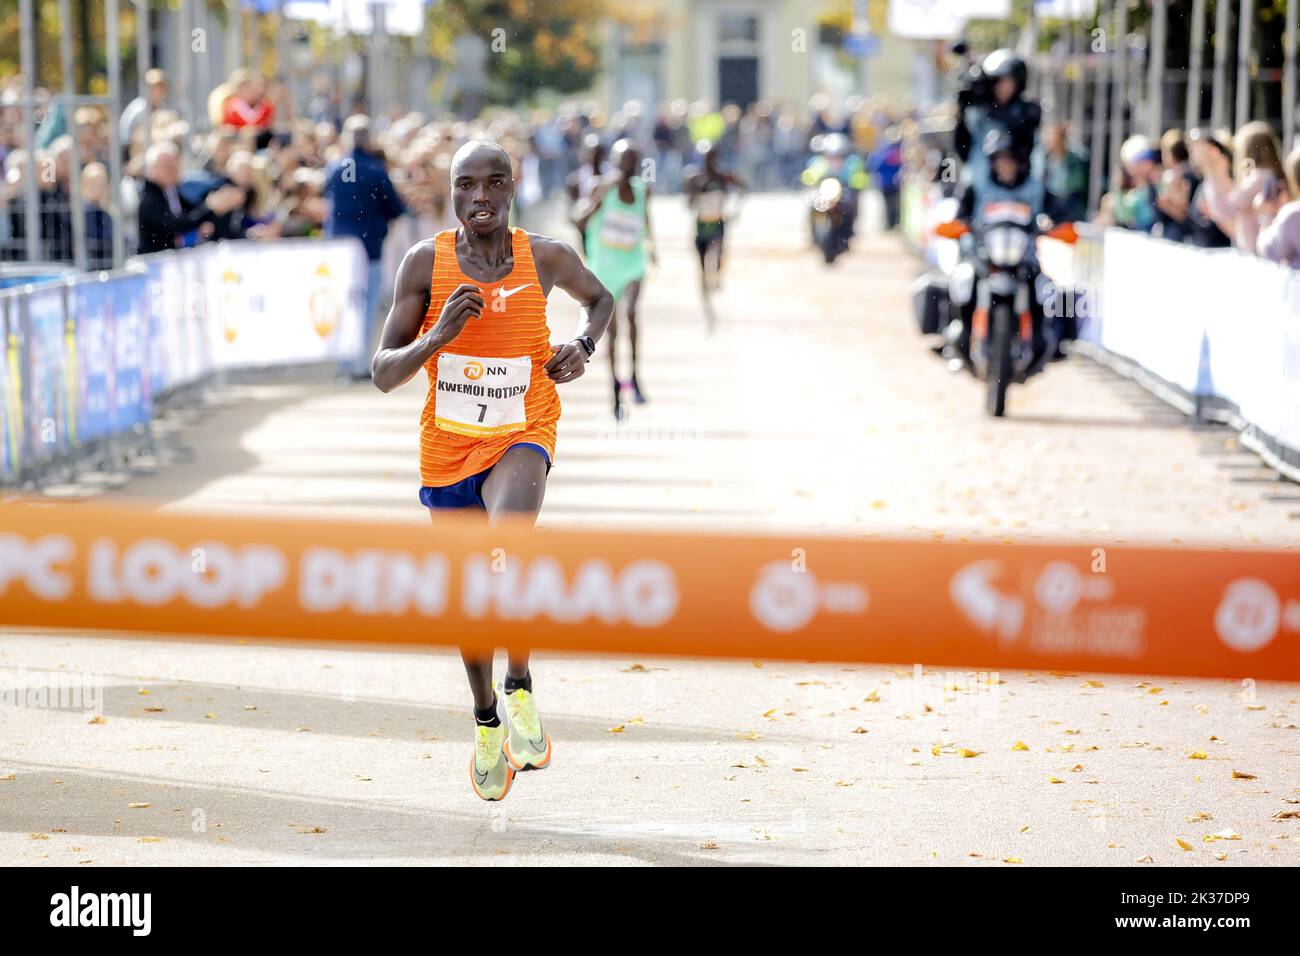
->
[{"left": 0, "top": 502, "right": 1297, "bottom": 680}]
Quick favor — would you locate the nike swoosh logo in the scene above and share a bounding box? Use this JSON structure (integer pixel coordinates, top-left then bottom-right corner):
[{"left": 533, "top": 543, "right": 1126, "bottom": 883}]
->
[
  {"left": 496, "top": 284, "right": 533, "bottom": 300},
  {"left": 474, "top": 766, "right": 489, "bottom": 785},
  {"left": 529, "top": 735, "right": 545, "bottom": 750}
]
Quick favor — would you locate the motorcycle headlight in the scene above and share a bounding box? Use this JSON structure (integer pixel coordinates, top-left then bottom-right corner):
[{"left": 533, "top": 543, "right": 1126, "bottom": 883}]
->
[
  {"left": 817, "top": 178, "right": 843, "bottom": 209},
  {"left": 985, "top": 226, "right": 1028, "bottom": 267}
]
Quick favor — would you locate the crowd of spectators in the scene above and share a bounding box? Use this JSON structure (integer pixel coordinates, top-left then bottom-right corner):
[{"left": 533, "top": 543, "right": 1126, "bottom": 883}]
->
[
  {"left": 0, "top": 68, "right": 919, "bottom": 279},
  {"left": 1095, "top": 121, "right": 1300, "bottom": 268}
]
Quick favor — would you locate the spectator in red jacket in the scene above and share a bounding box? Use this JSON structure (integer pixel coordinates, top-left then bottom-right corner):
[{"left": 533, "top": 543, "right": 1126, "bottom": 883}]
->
[{"left": 222, "top": 70, "right": 274, "bottom": 132}]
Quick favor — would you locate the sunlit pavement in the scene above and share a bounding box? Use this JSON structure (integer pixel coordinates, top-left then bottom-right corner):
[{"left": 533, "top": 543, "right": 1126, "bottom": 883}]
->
[{"left": 1, "top": 193, "right": 1297, "bottom": 865}]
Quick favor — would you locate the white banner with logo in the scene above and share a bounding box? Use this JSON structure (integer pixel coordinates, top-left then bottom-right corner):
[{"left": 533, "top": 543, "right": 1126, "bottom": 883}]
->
[
  {"left": 134, "top": 237, "right": 366, "bottom": 392},
  {"left": 201, "top": 239, "right": 366, "bottom": 370}
]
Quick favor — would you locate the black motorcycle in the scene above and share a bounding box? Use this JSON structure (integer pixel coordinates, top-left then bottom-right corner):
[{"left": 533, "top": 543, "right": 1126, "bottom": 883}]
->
[
  {"left": 935, "top": 212, "right": 1076, "bottom": 417},
  {"left": 808, "top": 177, "right": 852, "bottom": 265}
]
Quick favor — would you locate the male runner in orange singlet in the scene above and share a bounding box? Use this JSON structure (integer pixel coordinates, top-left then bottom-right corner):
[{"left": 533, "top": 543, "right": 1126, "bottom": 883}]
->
[{"left": 372, "top": 140, "right": 614, "bottom": 801}]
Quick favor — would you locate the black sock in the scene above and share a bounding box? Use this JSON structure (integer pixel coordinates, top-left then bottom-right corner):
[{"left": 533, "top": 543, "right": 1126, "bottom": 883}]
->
[
  {"left": 474, "top": 695, "right": 500, "bottom": 727},
  {"left": 504, "top": 671, "right": 532, "bottom": 694}
]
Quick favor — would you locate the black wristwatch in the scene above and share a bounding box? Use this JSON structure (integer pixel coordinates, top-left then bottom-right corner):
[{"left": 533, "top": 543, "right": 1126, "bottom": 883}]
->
[{"left": 575, "top": 335, "right": 596, "bottom": 358}]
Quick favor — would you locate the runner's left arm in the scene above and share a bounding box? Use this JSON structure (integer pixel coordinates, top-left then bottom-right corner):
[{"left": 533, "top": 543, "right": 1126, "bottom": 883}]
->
[{"left": 534, "top": 237, "right": 614, "bottom": 384}]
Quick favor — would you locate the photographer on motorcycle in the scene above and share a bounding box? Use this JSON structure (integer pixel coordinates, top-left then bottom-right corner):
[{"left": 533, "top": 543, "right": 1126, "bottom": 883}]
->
[
  {"left": 942, "top": 126, "right": 1054, "bottom": 377},
  {"left": 956, "top": 49, "right": 1041, "bottom": 185}
]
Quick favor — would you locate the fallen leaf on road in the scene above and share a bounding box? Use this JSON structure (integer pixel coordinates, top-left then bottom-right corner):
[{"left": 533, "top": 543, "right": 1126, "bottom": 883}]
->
[
  {"left": 137, "top": 837, "right": 164, "bottom": 844},
  {"left": 1003, "top": 857, "right": 1022, "bottom": 864},
  {"left": 1203, "top": 830, "right": 1241, "bottom": 842},
  {"left": 699, "top": 841, "right": 719, "bottom": 850},
  {"left": 1070, "top": 764, "right": 1083, "bottom": 772},
  {"left": 0, "top": 774, "right": 14, "bottom": 781},
  {"left": 851, "top": 727, "right": 868, "bottom": 734},
  {"left": 87, "top": 716, "right": 106, "bottom": 725},
  {"left": 607, "top": 725, "right": 625, "bottom": 733},
  {"left": 29, "top": 834, "right": 49, "bottom": 840},
  {"left": 1188, "top": 751, "right": 1208, "bottom": 760},
  {"left": 958, "top": 749, "right": 981, "bottom": 758},
  {"left": 128, "top": 803, "right": 150, "bottom": 809},
  {"left": 864, "top": 690, "right": 881, "bottom": 703},
  {"left": 1012, "top": 740, "right": 1029, "bottom": 751},
  {"left": 1272, "top": 810, "right": 1300, "bottom": 821},
  {"left": 1188, "top": 811, "right": 1213, "bottom": 822},
  {"left": 1048, "top": 776, "right": 1064, "bottom": 784},
  {"left": 1232, "top": 770, "right": 1258, "bottom": 780},
  {"left": 1214, "top": 852, "right": 1228, "bottom": 861},
  {"left": 736, "top": 732, "right": 762, "bottom": 740},
  {"left": 1135, "top": 854, "right": 1154, "bottom": 863},
  {"left": 1081, "top": 680, "right": 1104, "bottom": 688},
  {"left": 835, "top": 780, "right": 853, "bottom": 787},
  {"left": 1175, "top": 838, "right": 1193, "bottom": 851},
  {"left": 792, "top": 767, "right": 809, "bottom": 773},
  {"left": 136, "top": 688, "right": 150, "bottom": 696},
  {"left": 143, "top": 707, "right": 165, "bottom": 713}
]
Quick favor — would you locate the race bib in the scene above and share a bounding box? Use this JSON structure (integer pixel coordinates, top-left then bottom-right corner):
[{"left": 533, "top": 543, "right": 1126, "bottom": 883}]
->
[
  {"left": 434, "top": 353, "right": 530, "bottom": 437},
  {"left": 697, "top": 191, "right": 725, "bottom": 222},
  {"left": 599, "top": 207, "right": 643, "bottom": 250}
]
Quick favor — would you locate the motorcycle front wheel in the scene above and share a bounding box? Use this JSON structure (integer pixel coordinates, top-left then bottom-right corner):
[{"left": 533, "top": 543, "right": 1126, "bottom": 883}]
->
[{"left": 986, "top": 302, "right": 1014, "bottom": 417}]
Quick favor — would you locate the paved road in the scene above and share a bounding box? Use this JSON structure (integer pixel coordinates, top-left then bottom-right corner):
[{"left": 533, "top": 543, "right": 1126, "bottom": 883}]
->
[{"left": 2, "top": 194, "right": 1297, "bottom": 865}]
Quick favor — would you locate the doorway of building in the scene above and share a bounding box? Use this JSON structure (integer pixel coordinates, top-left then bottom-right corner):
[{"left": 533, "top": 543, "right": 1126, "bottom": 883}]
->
[{"left": 716, "top": 12, "right": 760, "bottom": 108}]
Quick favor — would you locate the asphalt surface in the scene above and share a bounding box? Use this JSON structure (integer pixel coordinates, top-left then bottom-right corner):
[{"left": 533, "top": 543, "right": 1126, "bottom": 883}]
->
[{"left": 1, "top": 193, "right": 1297, "bottom": 866}]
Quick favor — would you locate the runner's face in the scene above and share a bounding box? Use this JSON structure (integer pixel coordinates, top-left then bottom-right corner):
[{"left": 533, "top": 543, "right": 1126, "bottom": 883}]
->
[{"left": 452, "top": 154, "right": 513, "bottom": 236}]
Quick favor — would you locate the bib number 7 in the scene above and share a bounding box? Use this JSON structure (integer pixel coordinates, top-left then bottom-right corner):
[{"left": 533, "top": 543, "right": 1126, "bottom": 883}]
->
[{"left": 434, "top": 352, "right": 531, "bottom": 437}]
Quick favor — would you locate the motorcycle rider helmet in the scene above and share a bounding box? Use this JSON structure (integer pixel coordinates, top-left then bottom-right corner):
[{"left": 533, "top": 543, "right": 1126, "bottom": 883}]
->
[
  {"left": 981, "top": 125, "right": 1016, "bottom": 160},
  {"left": 982, "top": 125, "right": 1028, "bottom": 186},
  {"left": 981, "top": 48, "right": 1027, "bottom": 99}
]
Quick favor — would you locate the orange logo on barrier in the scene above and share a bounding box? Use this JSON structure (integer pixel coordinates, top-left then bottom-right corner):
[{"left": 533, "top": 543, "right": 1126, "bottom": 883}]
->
[
  {"left": 220, "top": 269, "right": 241, "bottom": 344},
  {"left": 0, "top": 502, "right": 1297, "bottom": 681},
  {"left": 464, "top": 361, "right": 485, "bottom": 381},
  {"left": 309, "top": 263, "right": 338, "bottom": 339}
]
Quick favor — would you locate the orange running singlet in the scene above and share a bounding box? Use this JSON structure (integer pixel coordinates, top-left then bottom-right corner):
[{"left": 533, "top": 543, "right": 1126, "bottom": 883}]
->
[{"left": 418, "top": 227, "right": 560, "bottom": 487}]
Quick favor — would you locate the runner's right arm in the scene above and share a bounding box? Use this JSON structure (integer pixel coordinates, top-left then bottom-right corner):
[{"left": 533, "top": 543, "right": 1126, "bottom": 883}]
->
[{"left": 371, "top": 240, "right": 484, "bottom": 392}]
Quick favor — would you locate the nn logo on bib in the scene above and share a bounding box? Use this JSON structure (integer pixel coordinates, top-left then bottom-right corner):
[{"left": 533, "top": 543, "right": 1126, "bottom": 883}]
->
[{"left": 463, "top": 362, "right": 511, "bottom": 381}]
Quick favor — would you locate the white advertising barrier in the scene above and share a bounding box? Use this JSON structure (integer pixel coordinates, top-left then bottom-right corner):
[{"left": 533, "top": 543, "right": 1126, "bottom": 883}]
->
[
  {"left": 134, "top": 237, "right": 366, "bottom": 394},
  {"left": 1084, "top": 229, "right": 1300, "bottom": 469},
  {"left": 1099, "top": 229, "right": 1210, "bottom": 395},
  {"left": 201, "top": 238, "right": 366, "bottom": 371}
]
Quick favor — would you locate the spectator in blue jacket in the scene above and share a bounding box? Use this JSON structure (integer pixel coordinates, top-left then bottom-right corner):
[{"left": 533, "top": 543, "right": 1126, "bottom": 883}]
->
[
  {"left": 867, "top": 130, "right": 904, "bottom": 230},
  {"left": 324, "top": 115, "right": 406, "bottom": 379}
]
